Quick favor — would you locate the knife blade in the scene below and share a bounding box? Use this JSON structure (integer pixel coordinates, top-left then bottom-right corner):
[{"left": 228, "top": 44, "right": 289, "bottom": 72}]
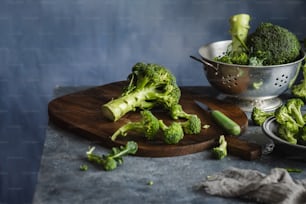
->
[{"left": 194, "top": 100, "right": 241, "bottom": 136}]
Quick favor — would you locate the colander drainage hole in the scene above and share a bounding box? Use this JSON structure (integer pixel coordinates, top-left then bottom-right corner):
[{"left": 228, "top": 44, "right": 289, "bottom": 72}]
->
[{"left": 275, "top": 76, "right": 289, "bottom": 87}]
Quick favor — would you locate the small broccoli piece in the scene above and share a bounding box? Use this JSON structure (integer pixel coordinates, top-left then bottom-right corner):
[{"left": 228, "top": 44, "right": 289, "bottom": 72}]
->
[
  {"left": 79, "top": 164, "right": 88, "bottom": 171},
  {"left": 111, "top": 110, "right": 159, "bottom": 141},
  {"left": 286, "top": 98, "right": 305, "bottom": 127},
  {"left": 102, "top": 62, "right": 181, "bottom": 121},
  {"left": 298, "top": 125, "right": 306, "bottom": 143},
  {"left": 275, "top": 105, "right": 298, "bottom": 126},
  {"left": 215, "top": 13, "right": 250, "bottom": 65},
  {"left": 292, "top": 63, "right": 306, "bottom": 101},
  {"left": 169, "top": 104, "right": 201, "bottom": 134},
  {"left": 278, "top": 122, "right": 298, "bottom": 144},
  {"left": 86, "top": 141, "right": 138, "bottom": 171},
  {"left": 251, "top": 106, "right": 274, "bottom": 126},
  {"left": 180, "top": 114, "right": 202, "bottom": 135},
  {"left": 247, "top": 22, "right": 301, "bottom": 65},
  {"left": 159, "top": 120, "right": 184, "bottom": 144},
  {"left": 212, "top": 135, "right": 227, "bottom": 159}
]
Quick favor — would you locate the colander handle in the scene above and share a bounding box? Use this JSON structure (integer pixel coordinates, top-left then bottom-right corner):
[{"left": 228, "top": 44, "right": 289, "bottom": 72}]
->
[{"left": 190, "top": 55, "right": 218, "bottom": 71}]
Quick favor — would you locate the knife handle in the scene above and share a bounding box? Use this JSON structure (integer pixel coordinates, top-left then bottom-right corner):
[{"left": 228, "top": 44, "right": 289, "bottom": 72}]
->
[{"left": 211, "top": 110, "right": 241, "bottom": 136}]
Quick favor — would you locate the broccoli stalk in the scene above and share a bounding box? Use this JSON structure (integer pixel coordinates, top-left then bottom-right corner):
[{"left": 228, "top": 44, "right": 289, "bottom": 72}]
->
[
  {"left": 286, "top": 98, "right": 305, "bottom": 127},
  {"left": 170, "top": 104, "right": 202, "bottom": 134},
  {"left": 111, "top": 110, "right": 160, "bottom": 141},
  {"left": 159, "top": 120, "right": 184, "bottom": 144},
  {"left": 251, "top": 106, "right": 274, "bottom": 126},
  {"left": 292, "top": 63, "right": 306, "bottom": 101},
  {"left": 215, "top": 13, "right": 250, "bottom": 65},
  {"left": 212, "top": 135, "right": 227, "bottom": 159},
  {"left": 229, "top": 14, "right": 250, "bottom": 53},
  {"left": 86, "top": 141, "right": 138, "bottom": 171},
  {"left": 102, "top": 62, "right": 181, "bottom": 121}
]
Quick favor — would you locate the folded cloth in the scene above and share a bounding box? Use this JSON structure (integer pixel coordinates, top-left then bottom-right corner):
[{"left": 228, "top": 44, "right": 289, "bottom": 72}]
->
[{"left": 198, "top": 167, "right": 306, "bottom": 204}]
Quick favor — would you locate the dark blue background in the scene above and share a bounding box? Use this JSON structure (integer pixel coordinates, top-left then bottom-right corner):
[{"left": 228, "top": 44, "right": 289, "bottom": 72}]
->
[{"left": 1, "top": 0, "right": 305, "bottom": 203}]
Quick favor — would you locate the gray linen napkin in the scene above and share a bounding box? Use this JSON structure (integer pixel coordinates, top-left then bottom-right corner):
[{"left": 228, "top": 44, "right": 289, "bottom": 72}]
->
[{"left": 198, "top": 167, "right": 306, "bottom": 204}]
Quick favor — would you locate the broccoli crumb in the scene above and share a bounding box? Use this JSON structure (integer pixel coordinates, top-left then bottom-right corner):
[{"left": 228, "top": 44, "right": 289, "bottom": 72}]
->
[
  {"left": 79, "top": 164, "right": 88, "bottom": 171},
  {"left": 202, "top": 124, "right": 210, "bottom": 129},
  {"left": 147, "top": 180, "right": 154, "bottom": 186}
]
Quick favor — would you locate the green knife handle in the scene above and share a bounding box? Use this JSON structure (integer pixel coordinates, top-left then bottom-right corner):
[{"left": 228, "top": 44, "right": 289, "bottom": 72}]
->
[{"left": 211, "top": 110, "right": 241, "bottom": 136}]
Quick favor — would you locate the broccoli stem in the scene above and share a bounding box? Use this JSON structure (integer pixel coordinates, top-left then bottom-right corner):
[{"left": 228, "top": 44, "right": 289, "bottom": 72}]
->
[
  {"left": 229, "top": 13, "right": 250, "bottom": 52},
  {"left": 102, "top": 88, "right": 154, "bottom": 121},
  {"left": 111, "top": 122, "right": 143, "bottom": 141}
]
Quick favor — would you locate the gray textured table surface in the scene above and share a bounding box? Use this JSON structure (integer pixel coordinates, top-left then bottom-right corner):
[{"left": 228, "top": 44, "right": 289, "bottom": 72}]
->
[{"left": 33, "top": 86, "right": 306, "bottom": 204}]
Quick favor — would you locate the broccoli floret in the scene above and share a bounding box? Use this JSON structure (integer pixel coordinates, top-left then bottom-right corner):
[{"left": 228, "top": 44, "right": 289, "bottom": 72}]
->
[
  {"left": 212, "top": 135, "right": 227, "bottom": 159},
  {"left": 247, "top": 22, "right": 301, "bottom": 65},
  {"left": 169, "top": 104, "right": 201, "bottom": 134},
  {"left": 275, "top": 105, "right": 298, "bottom": 126},
  {"left": 298, "top": 125, "right": 306, "bottom": 143},
  {"left": 278, "top": 122, "right": 298, "bottom": 144},
  {"left": 292, "top": 63, "right": 306, "bottom": 101},
  {"left": 215, "top": 14, "right": 250, "bottom": 65},
  {"left": 102, "top": 62, "right": 181, "bottom": 121},
  {"left": 86, "top": 141, "right": 138, "bottom": 171},
  {"left": 111, "top": 110, "right": 160, "bottom": 141},
  {"left": 159, "top": 120, "right": 184, "bottom": 144},
  {"left": 180, "top": 114, "right": 202, "bottom": 135},
  {"left": 251, "top": 106, "right": 274, "bottom": 126},
  {"left": 286, "top": 98, "right": 305, "bottom": 127}
]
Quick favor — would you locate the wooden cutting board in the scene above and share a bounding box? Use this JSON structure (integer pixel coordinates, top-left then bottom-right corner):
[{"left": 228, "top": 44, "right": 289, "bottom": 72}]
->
[{"left": 48, "top": 81, "right": 253, "bottom": 158}]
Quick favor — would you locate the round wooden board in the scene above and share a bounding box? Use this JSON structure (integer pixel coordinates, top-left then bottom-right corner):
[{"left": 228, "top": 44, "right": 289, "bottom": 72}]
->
[{"left": 48, "top": 81, "right": 248, "bottom": 157}]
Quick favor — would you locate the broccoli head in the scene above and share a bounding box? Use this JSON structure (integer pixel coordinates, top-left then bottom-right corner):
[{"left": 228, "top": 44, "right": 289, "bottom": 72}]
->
[
  {"left": 110, "top": 110, "right": 160, "bottom": 141},
  {"left": 278, "top": 122, "right": 298, "bottom": 144},
  {"left": 298, "top": 125, "right": 306, "bottom": 143},
  {"left": 169, "top": 104, "right": 201, "bottom": 134},
  {"left": 275, "top": 105, "right": 298, "bottom": 126},
  {"left": 212, "top": 135, "right": 227, "bottom": 159},
  {"left": 159, "top": 120, "right": 184, "bottom": 144},
  {"left": 247, "top": 22, "right": 301, "bottom": 65},
  {"left": 292, "top": 63, "right": 306, "bottom": 101},
  {"left": 180, "top": 114, "right": 202, "bottom": 135},
  {"left": 251, "top": 107, "right": 274, "bottom": 126},
  {"left": 102, "top": 62, "right": 181, "bottom": 121}
]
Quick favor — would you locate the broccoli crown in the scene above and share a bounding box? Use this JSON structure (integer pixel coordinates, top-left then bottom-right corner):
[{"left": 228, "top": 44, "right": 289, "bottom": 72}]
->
[
  {"left": 292, "top": 64, "right": 306, "bottom": 101},
  {"left": 212, "top": 135, "right": 227, "bottom": 159},
  {"left": 278, "top": 123, "right": 298, "bottom": 144},
  {"left": 102, "top": 62, "right": 181, "bottom": 121},
  {"left": 251, "top": 107, "right": 274, "bottom": 126},
  {"left": 124, "top": 62, "right": 181, "bottom": 109},
  {"left": 286, "top": 98, "right": 305, "bottom": 127},
  {"left": 247, "top": 22, "right": 301, "bottom": 65},
  {"left": 110, "top": 110, "right": 160, "bottom": 141},
  {"left": 180, "top": 114, "right": 202, "bottom": 135},
  {"left": 275, "top": 105, "right": 298, "bottom": 126},
  {"left": 299, "top": 125, "right": 306, "bottom": 142},
  {"left": 159, "top": 120, "right": 184, "bottom": 144}
]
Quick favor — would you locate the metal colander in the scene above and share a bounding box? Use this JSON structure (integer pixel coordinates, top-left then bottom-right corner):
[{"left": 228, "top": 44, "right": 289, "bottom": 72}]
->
[{"left": 192, "top": 40, "right": 305, "bottom": 111}]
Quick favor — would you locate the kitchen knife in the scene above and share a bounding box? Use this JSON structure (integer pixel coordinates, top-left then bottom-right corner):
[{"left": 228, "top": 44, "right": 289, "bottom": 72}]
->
[{"left": 194, "top": 100, "right": 241, "bottom": 136}]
